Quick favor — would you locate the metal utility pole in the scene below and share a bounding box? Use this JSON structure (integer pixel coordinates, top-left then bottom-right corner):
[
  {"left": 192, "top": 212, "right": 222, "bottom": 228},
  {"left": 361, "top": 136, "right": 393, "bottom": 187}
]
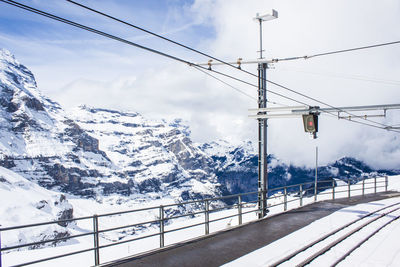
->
[
  {"left": 254, "top": 10, "right": 278, "bottom": 218},
  {"left": 315, "top": 146, "right": 318, "bottom": 201}
]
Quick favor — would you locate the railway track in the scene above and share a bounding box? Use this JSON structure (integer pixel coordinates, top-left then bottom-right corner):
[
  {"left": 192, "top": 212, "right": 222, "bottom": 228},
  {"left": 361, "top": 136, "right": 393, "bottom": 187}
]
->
[{"left": 269, "top": 201, "right": 400, "bottom": 267}]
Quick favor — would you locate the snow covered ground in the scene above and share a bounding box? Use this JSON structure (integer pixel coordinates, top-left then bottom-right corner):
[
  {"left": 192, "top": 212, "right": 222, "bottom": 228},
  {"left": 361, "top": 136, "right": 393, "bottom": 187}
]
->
[
  {"left": 1, "top": 175, "right": 398, "bottom": 266},
  {"left": 224, "top": 175, "right": 400, "bottom": 267}
]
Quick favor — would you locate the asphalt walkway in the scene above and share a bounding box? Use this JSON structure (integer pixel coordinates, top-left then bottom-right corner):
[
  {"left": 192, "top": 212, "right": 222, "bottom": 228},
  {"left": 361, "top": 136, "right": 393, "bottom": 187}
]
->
[{"left": 102, "top": 191, "right": 400, "bottom": 267}]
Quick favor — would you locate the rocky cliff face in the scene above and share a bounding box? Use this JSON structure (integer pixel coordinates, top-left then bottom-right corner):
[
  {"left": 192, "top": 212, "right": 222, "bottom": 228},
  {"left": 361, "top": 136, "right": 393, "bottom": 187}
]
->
[
  {"left": 0, "top": 48, "right": 397, "bottom": 206},
  {"left": 0, "top": 49, "right": 222, "bottom": 202},
  {"left": 201, "top": 140, "right": 398, "bottom": 198}
]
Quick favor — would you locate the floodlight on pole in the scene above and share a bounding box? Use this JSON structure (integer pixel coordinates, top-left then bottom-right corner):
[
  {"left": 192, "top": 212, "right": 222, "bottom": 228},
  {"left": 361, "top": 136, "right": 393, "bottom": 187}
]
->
[{"left": 254, "top": 10, "right": 278, "bottom": 22}]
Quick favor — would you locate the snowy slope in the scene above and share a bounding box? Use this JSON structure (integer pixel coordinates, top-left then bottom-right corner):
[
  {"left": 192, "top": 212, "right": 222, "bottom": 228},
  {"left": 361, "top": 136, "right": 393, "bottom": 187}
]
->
[
  {"left": 0, "top": 49, "right": 223, "bottom": 202},
  {"left": 0, "top": 166, "right": 73, "bottom": 249}
]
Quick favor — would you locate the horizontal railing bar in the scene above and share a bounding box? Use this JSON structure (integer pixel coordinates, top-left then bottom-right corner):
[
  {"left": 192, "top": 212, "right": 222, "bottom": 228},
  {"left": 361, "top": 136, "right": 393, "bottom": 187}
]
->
[
  {"left": 268, "top": 202, "right": 285, "bottom": 209},
  {"left": 162, "top": 190, "right": 260, "bottom": 209},
  {"left": 318, "top": 191, "right": 333, "bottom": 196},
  {"left": 243, "top": 200, "right": 258, "bottom": 205},
  {"left": 240, "top": 208, "right": 260, "bottom": 216},
  {"left": 98, "top": 232, "right": 160, "bottom": 250},
  {"left": 97, "top": 205, "right": 159, "bottom": 218},
  {"left": 286, "top": 198, "right": 300, "bottom": 204},
  {"left": 165, "top": 210, "right": 205, "bottom": 221},
  {"left": 209, "top": 204, "right": 239, "bottom": 213},
  {"left": 164, "top": 222, "right": 205, "bottom": 234},
  {"left": 98, "top": 218, "right": 160, "bottom": 234},
  {"left": 1, "top": 231, "right": 94, "bottom": 251},
  {"left": 209, "top": 213, "right": 239, "bottom": 224},
  {"left": 0, "top": 217, "right": 90, "bottom": 232},
  {"left": 2, "top": 177, "right": 383, "bottom": 232},
  {"left": 317, "top": 186, "right": 332, "bottom": 189},
  {"left": 11, "top": 246, "right": 95, "bottom": 267}
]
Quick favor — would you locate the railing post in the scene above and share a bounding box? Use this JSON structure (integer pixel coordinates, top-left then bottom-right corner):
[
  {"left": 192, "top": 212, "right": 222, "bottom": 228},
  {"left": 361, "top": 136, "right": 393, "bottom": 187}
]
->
[
  {"left": 348, "top": 179, "right": 351, "bottom": 199},
  {"left": 93, "top": 214, "right": 100, "bottom": 266},
  {"left": 284, "top": 187, "right": 287, "bottom": 211},
  {"left": 238, "top": 196, "right": 242, "bottom": 225},
  {"left": 299, "top": 184, "right": 303, "bottom": 207},
  {"left": 314, "top": 181, "right": 317, "bottom": 202},
  {"left": 0, "top": 230, "right": 2, "bottom": 267},
  {"left": 332, "top": 180, "right": 335, "bottom": 200},
  {"left": 159, "top": 206, "right": 164, "bottom": 248},
  {"left": 362, "top": 178, "right": 365, "bottom": 196},
  {"left": 205, "top": 200, "right": 210, "bottom": 235},
  {"left": 374, "top": 177, "right": 377, "bottom": 194},
  {"left": 385, "top": 176, "right": 388, "bottom": 191}
]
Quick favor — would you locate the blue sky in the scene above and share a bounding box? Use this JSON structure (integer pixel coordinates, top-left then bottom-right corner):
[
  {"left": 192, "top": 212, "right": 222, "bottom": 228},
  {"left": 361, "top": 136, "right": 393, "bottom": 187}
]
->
[{"left": 1, "top": 0, "right": 400, "bottom": 168}]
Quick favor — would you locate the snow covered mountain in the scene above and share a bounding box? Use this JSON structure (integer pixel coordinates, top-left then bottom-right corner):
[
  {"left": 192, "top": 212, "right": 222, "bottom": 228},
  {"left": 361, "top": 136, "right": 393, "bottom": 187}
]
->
[
  {"left": 0, "top": 48, "right": 223, "bottom": 204},
  {"left": 1, "top": 48, "right": 399, "bottom": 254},
  {"left": 0, "top": 48, "right": 397, "bottom": 213},
  {"left": 204, "top": 140, "right": 399, "bottom": 197}
]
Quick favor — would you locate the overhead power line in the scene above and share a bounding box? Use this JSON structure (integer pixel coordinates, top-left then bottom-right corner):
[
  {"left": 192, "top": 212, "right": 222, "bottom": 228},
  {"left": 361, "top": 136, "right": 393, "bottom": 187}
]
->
[
  {"left": 66, "top": 0, "right": 400, "bottom": 131},
  {"left": 0, "top": 0, "right": 309, "bottom": 106},
  {"left": 278, "top": 67, "right": 400, "bottom": 86},
  {"left": 193, "top": 65, "right": 287, "bottom": 106},
  {"left": 271, "top": 41, "right": 400, "bottom": 63},
  {"left": 3, "top": 0, "right": 398, "bottom": 133},
  {"left": 193, "top": 66, "right": 257, "bottom": 101},
  {"left": 65, "top": 0, "right": 400, "bottom": 131}
]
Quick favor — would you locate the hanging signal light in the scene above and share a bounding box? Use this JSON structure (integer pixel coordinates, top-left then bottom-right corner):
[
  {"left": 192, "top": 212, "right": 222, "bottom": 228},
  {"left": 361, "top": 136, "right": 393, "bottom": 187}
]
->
[{"left": 302, "top": 114, "right": 318, "bottom": 139}]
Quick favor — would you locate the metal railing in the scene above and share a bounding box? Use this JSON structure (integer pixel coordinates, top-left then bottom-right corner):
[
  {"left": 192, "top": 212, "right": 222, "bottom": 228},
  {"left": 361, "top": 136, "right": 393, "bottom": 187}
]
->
[{"left": 0, "top": 176, "right": 388, "bottom": 267}]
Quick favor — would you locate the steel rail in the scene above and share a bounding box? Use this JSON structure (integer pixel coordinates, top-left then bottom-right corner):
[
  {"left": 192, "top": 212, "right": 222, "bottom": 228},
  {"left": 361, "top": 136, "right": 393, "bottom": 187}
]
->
[
  {"left": 296, "top": 205, "right": 400, "bottom": 266},
  {"left": 268, "top": 201, "right": 400, "bottom": 267},
  {"left": 331, "top": 214, "right": 400, "bottom": 266}
]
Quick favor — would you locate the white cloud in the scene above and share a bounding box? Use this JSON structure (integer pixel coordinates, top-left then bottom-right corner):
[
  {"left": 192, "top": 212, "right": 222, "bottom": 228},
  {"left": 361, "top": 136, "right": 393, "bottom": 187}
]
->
[{"left": 2, "top": 0, "right": 400, "bottom": 169}]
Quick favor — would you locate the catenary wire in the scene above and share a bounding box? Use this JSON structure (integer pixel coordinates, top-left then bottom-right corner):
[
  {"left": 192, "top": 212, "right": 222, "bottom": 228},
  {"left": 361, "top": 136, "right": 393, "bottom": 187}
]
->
[
  {"left": 271, "top": 40, "right": 400, "bottom": 62},
  {"left": 0, "top": 0, "right": 309, "bottom": 106},
  {"left": 193, "top": 65, "right": 288, "bottom": 107},
  {"left": 65, "top": 0, "right": 399, "bottom": 130},
  {"left": 278, "top": 67, "right": 400, "bottom": 86},
  {"left": 3, "top": 0, "right": 399, "bottom": 133},
  {"left": 193, "top": 66, "right": 257, "bottom": 101}
]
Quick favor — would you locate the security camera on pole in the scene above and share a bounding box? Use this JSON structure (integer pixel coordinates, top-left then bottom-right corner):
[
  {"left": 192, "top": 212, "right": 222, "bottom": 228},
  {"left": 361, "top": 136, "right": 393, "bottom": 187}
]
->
[{"left": 254, "top": 10, "right": 278, "bottom": 218}]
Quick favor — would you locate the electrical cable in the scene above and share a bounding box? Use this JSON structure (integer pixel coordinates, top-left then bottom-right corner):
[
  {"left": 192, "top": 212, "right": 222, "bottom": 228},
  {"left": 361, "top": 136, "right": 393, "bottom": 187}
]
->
[
  {"left": 0, "top": 0, "right": 309, "bottom": 107},
  {"left": 271, "top": 41, "right": 400, "bottom": 62},
  {"left": 193, "top": 65, "right": 287, "bottom": 107},
  {"left": 278, "top": 67, "right": 400, "bottom": 86},
  {"left": 3, "top": 0, "right": 398, "bottom": 133},
  {"left": 192, "top": 66, "right": 256, "bottom": 101},
  {"left": 65, "top": 0, "right": 399, "bottom": 130},
  {"left": 321, "top": 112, "right": 400, "bottom": 133}
]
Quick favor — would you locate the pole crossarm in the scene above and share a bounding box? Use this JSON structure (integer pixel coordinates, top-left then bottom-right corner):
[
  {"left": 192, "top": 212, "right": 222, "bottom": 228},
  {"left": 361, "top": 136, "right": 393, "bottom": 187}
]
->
[
  {"left": 250, "top": 104, "right": 400, "bottom": 119},
  {"left": 197, "top": 58, "right": 274, "bottom": 68},
  {"left": 291, "top": 104, "right": 400, "bottom": 114}
]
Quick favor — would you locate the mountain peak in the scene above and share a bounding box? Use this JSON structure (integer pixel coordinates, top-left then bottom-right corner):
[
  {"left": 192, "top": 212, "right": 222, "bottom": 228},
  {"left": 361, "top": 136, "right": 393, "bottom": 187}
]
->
[{"left": 0, "top": 48, "right": 17, "bottom": 64}]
